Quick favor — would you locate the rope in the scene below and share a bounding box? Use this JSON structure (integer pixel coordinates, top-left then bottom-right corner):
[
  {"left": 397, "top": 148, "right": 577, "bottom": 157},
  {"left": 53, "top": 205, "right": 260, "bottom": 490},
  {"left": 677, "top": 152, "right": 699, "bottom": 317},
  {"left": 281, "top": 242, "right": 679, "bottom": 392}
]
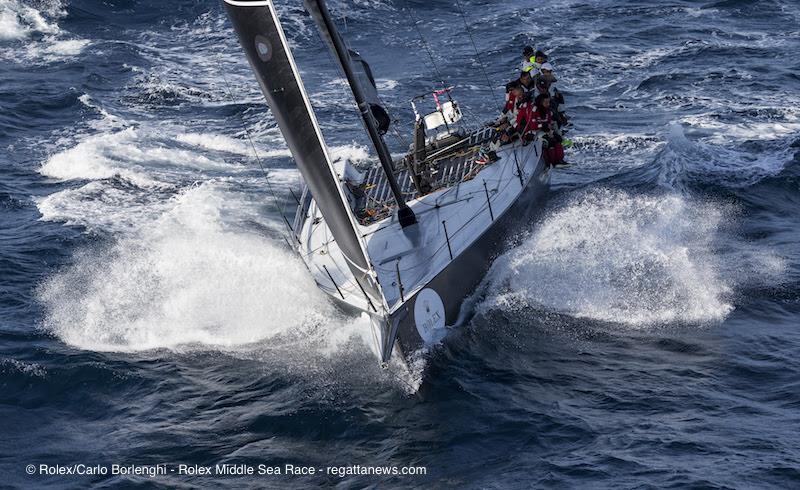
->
[
  {"left": 212, "top": 52, "right": 295, "bottom": 242},
  {"left": 407, "top": 7, "right": 449, "bottom": 91},
  {"left": 453, "top": 0, "right": 501, "bottom": 109},
  {"left": 390, "top": 126, "right": 409, "bottom": 151},
  {"left": 405, "top": 6, "right": 487, "bottom": 130}
]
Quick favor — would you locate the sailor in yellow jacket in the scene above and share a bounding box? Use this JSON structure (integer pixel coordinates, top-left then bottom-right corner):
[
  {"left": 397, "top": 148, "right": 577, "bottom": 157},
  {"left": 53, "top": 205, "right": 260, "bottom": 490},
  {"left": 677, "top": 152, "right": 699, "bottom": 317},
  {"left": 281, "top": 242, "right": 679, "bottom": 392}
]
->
[{"left": 520, "top": 45, "right": 538, "bottom": 73}]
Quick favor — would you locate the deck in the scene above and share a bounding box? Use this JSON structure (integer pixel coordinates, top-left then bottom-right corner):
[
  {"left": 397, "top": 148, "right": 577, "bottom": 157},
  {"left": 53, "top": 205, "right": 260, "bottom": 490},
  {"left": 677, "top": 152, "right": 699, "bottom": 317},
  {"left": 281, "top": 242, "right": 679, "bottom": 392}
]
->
[{"left": 355, "top": 127, "right": 497, "bottom": 224}]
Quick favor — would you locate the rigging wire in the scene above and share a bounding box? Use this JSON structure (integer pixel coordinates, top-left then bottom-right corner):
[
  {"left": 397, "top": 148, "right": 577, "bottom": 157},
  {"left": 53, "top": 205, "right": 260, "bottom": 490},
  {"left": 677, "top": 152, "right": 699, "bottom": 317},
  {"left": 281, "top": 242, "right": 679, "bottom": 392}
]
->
[
  {"left": 342, "top": 5, "right": 402, "bottom": 148},
  {"left": 453, "top": 0, "right": 501, "bottom": 109},
  {"left": 448, "top": 0, "right": 522, "bottom": 175},
  {"left": 212, "top": 51, "right": 296, "bottom": 242},
  {"left": 340, "top": 5, "right": 412, "bottom": 152},
  {"left": 447, "top": 0, "right": 523, "bottom": 179},
  {"left": 308, "top": 7, "right": 415, "bottom": 206},
  {"left": 309, "top": 16, "right": 393, "bottom": 168},
  {"left": 404, "top": 5, "right": 482, "bottom": 129},
  {"left": 406, "top": 7, "right": 449, "bottom": 91}
]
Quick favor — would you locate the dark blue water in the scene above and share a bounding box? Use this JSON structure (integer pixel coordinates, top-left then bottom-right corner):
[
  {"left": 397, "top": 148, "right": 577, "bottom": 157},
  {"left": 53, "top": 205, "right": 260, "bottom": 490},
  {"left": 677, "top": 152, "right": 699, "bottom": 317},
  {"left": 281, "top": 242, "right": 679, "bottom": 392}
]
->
[{"left": 2, "top": 0, "right": 800, "bottom": 488}]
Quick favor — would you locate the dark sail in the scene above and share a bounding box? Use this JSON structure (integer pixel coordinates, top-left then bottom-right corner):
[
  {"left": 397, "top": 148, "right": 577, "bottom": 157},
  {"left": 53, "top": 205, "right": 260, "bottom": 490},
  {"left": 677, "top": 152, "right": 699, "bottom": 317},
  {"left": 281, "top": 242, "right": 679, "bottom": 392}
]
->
[{"left": 222, "top": 0, "right": 377, "bottom": 291}]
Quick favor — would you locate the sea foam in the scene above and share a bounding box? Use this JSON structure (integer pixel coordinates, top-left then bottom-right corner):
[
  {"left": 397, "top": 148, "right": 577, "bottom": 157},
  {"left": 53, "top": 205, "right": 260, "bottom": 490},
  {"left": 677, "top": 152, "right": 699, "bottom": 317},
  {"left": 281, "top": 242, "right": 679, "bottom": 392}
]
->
[
  {"left": 481, "top": 188, "right": 734, "bottom": 327},
  {"left": 38, "top": 184, "right": 338, "bottom": 351}
]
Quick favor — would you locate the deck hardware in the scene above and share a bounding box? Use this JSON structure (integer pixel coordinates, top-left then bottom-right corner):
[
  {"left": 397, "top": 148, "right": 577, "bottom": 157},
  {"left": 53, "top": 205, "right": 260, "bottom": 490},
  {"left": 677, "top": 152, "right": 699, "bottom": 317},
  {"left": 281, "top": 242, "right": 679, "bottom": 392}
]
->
[
  {"left": 395, "top": 259, "right": 405, "bottom": 303},
  {"left": 323, "top": 265, "right": 345, "bottom": 299},
  {"left": 483, "top": 180, "right": 494, "bottom": 221},
  {"left": 442, "top": 220, "right": 453, "bottom": 260}
]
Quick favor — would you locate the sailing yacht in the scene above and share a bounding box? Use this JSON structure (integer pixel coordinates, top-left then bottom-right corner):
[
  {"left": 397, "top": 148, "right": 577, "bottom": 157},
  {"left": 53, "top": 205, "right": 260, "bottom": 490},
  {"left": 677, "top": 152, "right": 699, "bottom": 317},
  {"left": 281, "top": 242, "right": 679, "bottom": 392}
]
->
[{"left": 223, "top": 0, "right": 550, "bottom": 366}]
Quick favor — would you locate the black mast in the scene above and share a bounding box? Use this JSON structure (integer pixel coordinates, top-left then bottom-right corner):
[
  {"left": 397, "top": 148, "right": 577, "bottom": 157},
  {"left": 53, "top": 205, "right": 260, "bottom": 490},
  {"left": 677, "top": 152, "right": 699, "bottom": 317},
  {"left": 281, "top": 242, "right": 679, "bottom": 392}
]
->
[
  {"left": 222, "top": 0, "right": 380, "bottom": 299},
  {"left": 304, "top": 0, "right": 417, "bottom": 228}
]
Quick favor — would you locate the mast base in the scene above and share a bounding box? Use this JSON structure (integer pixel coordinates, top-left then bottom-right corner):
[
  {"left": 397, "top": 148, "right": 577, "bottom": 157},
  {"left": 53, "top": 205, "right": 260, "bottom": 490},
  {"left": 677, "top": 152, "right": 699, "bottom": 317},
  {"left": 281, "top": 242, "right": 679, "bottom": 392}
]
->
[{"left": 398, "top": 206, "right": 418, "bottom": 228}]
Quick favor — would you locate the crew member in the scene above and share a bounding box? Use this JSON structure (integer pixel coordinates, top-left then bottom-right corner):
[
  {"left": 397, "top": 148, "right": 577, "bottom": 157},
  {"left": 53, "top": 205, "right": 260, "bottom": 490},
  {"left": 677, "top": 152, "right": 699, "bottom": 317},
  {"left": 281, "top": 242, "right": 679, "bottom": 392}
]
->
[
  {"left": 534, "top": 62, "right": 556, "bottom": 94},
  {"left": 530, "top": 93, "right": 566, "bottom": 165},
  {"left": 520, "top": 45, "right": 537, "bottom": 73},
  {"left": 496, "top": 83, "right": 528, "bottom": 144},
  {"left": 519, "top": 70, "right": 535, "bottom": 94}
]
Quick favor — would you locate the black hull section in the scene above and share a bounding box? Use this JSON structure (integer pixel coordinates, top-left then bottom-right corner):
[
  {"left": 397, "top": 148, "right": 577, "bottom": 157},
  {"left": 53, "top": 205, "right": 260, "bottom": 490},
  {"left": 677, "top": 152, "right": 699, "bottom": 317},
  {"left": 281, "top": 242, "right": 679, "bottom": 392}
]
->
[{"left": 390, "top": 154, "right": 550, "bottom": 357}]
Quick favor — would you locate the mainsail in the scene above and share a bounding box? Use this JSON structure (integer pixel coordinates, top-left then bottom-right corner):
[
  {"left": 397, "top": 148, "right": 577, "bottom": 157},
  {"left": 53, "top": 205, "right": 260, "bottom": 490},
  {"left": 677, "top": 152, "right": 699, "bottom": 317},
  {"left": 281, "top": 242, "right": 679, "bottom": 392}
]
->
[{"left": 222, "top": 0, "right": 379, "bottom": 297}]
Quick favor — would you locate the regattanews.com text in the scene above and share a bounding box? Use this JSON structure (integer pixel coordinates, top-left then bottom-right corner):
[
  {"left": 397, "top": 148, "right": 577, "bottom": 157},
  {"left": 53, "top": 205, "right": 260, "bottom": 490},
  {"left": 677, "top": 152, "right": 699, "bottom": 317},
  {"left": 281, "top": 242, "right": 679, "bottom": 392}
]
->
[{"left": 27, "top": 463, "right": 427, "bottom": 479}]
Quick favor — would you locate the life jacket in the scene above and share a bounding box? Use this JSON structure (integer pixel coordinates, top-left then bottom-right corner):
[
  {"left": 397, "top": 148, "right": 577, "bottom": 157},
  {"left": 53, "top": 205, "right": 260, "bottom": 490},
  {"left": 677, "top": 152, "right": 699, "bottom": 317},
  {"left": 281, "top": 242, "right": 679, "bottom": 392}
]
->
[{"left": 521, "top": 56, "right": 540, "bottom": 74}]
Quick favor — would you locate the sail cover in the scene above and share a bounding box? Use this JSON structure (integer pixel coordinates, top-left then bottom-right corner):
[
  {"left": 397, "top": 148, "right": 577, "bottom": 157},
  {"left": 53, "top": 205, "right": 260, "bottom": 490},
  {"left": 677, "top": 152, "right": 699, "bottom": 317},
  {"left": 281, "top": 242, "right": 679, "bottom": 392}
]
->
[{"left": 222, "top": 0, "right": 376, "bottom": 286}]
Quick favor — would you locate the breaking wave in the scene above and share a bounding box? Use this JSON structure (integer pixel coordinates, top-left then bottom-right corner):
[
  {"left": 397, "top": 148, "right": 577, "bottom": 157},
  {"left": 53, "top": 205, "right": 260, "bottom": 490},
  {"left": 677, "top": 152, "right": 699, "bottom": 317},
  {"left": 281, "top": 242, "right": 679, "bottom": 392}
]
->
[
  {"left": 481, "top": 188, "right": 735, "bottom": 326},
  {"left": 38, "top": 184, "right": 341, "bottom": 351},
  {"left": 36, "top": 181, "right": 424, "bottom": 392},
  {"left": 0, "top": 0, "right": 90, "bottom": 62},
  {"left": 652, "top": 123, "right": 792, "bottom": 190},
  {"left": 39, "top": 127, "right": 233, "bottom": 183},
  {"left": 0, "top": 0, "right": 61, "bottom": 40}
]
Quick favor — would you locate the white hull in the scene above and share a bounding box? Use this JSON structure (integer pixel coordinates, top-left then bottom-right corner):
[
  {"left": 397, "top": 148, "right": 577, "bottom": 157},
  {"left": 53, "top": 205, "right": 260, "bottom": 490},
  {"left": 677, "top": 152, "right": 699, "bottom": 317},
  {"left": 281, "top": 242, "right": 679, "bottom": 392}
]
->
[{"left": 295, "top": 138, "right": 550, "bottom": 363}]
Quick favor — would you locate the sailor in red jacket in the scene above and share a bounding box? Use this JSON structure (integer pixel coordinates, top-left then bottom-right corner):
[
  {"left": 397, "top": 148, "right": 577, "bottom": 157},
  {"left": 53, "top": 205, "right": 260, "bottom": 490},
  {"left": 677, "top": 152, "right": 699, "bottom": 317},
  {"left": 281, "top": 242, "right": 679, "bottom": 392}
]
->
[
  {"left": 529, "top": 93, "right": 566, "bottom": 166},
  {"left": 516, "top": 93, "right": 535, "bottom": 136},
  {"left": 502, "top": 81, "right": 522, "bottom": 116},
  {"left": 496, "top": 82, "right": 525, "bottom": 144}
]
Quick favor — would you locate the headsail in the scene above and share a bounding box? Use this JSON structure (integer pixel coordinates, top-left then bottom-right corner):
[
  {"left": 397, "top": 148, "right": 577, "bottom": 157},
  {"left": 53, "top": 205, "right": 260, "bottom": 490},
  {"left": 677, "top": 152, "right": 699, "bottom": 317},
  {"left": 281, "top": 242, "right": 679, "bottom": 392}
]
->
[{"left": 222, "top": 0, "right": 379, "bottom": 297}]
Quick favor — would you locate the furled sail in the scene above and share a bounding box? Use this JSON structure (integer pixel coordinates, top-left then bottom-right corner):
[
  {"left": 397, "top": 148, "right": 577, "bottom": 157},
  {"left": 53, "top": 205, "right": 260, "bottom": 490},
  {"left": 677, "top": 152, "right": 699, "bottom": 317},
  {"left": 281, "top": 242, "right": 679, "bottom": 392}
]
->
[
  {"left": 222, "top": 0, "right": 379, "bottom": 296},
  {"left": 348, "top": 49, "right": 390, "bottom": 134},
  {"left": 304, "top": 0, "right": 417, "bottom": 229}
]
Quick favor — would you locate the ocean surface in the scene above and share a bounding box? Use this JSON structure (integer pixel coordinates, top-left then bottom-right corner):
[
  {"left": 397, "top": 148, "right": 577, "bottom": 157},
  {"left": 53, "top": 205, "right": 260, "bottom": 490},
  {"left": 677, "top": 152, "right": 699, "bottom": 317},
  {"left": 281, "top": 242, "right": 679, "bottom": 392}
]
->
[{"left": 2, "top": 0, "right": 799, "bottom": 488}]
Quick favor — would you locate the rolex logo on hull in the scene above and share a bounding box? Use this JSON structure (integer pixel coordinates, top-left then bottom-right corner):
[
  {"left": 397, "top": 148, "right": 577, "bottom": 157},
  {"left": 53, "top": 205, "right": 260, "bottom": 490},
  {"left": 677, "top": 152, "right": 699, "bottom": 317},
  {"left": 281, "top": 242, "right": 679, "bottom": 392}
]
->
[{"left": 413, "top": 288, "right": 446, "bottom": 344}]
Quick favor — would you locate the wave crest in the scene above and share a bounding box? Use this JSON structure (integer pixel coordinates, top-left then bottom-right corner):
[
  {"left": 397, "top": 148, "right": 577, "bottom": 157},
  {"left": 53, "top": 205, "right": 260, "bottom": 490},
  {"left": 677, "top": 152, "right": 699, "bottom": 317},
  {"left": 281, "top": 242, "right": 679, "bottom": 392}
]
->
[{"left": 481, "top": 189, "right": 734, "bottom": 326}]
